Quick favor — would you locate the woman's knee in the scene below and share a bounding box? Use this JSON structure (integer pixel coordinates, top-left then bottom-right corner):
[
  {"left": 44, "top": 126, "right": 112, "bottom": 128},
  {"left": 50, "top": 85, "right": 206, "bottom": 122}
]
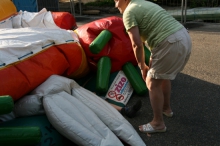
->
[{"left": 146, "top": 77, "right": 163, "bottom": 91}]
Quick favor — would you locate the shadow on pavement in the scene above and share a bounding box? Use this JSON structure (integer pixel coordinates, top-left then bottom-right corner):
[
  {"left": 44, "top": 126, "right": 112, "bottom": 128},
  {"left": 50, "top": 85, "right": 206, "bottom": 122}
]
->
[{"left": 126, "top": 73, "right": 220, "bottom": 145}]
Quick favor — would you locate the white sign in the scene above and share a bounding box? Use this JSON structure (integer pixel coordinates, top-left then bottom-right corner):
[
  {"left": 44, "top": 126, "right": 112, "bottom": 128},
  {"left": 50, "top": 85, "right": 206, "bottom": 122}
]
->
[{"left": 105, "top": 71, "right": 133, "bottom": 106}]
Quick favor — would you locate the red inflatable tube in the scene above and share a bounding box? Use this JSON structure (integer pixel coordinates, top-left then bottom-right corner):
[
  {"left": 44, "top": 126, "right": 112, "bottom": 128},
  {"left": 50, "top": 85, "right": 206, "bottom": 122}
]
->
[
  {"left": 76, "top": 16, "right": 137, "bottom": 73},
  {"left": 56, "top": 43, "right": 83, "bottom": 76},
  {"left": 0, "top": 47, "right": 68, "bottom": 101},
  {"left": 52, "top": 12, "right": 77, "bottom": 30},
  {"left": 0, "top": 43, "right": 87, "bottom": 101}
]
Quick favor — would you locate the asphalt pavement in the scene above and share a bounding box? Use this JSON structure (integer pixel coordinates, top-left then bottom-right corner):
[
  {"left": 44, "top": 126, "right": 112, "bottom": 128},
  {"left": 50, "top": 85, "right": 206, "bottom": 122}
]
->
[{"left": 75, "top": 14, "right": 220, "bottom": 146}]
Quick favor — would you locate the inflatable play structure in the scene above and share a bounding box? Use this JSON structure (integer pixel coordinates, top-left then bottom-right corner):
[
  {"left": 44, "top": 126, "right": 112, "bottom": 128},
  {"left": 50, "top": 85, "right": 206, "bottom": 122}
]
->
[
  {"left": 0, "top": 0, "right": 151, "bottom": 145},
  {"left": 0, "top": 0, "right": 89, "bottom": 101},
  {"left": 75, "top": 16, "right": 149, "bottom": 95}
]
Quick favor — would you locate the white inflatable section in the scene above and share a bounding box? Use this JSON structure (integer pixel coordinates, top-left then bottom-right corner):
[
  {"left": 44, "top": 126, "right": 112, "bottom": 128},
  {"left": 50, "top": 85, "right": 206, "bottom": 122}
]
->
[
  {"left": 0, "top": 15, "right": 13, "bottom": 29},
  {"left": 0, "top": 27, "right": 77, "bottom": 67},
  {"left": 72, "top": 84, "right": 146, "bottom": 146},
  {"left": 13, "top": 75, "right": 74, "bottom": 117},
  {"left": 10, "top": 8, "right": 59, "bottom": 29},
  {"left": 0, "top": 112, "right": 15, "bottom": 122},
  {"left": 13, "top": 95, "right": 44, "bottom": 117},
  {"left": 13, "top": 75, "right": 146, "bottom": 146},
  {"left": 43, "top": 91, "right": 123, "bottom": 146},
  {"left": 31, "top": 75, "right": 73, "bottom": 95}
]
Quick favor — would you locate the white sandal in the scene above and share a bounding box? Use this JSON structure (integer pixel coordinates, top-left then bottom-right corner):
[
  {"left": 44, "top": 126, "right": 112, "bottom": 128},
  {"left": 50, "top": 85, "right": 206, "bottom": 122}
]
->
[
  {"left": 139, "top": 123, "right": 166, "bottom": 134},
  {"left": 163, "top": 112, "right": 173, "bottom": 117}
]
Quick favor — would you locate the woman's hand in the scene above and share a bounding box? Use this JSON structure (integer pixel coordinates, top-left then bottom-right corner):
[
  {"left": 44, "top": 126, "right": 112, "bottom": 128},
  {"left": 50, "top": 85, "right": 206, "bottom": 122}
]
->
[
  {"left": 140, "top": 64, "right": 149, "bottom": 81},
  {"left": 141, "top": 57, "right": 152, "bottom": 81}
]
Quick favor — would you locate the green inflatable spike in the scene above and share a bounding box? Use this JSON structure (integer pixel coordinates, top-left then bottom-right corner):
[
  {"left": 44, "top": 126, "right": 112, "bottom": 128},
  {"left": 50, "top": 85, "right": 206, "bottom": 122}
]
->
[
  {"left": 89, "top": 30, "right": 112, "bottom": 54},
  {"left": 144, "top": 45, "right": 151, "bottom": 66},
  {"left": 0, "top": 115, "right": 69, "bottom": 146},
  {"left": 0, "top": 95, "right": 14, "bottom": 115},
  {"left": 0, "top": 127, "right": 41, "bottom": 146},
  {"left": 96, "top": 56, "right": 111, "bottom": 93},
  {"left": 122, "top": 62, "right": 148, "bottom": 95}
]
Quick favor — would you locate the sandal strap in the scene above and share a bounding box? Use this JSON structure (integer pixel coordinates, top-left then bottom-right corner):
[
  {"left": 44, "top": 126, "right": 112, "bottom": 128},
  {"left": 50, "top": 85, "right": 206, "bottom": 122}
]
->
[{"left": 142, "top": 123, "right": 154, "bottom": 131}]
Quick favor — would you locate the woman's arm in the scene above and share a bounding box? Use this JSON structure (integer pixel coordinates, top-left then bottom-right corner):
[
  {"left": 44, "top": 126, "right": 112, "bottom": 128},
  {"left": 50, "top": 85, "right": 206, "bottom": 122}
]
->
[{"left": 127, "top": 26, "right": 149, "bottom": 80}]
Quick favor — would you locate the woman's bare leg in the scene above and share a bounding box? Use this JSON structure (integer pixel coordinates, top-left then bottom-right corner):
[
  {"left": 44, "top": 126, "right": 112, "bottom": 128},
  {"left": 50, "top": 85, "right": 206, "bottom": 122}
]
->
[
  {"left": 144, "top": 77, "right": 165, "bottom": 130},
  {"left": 162, "top": 80, "right": 172, "bottom": 114}
]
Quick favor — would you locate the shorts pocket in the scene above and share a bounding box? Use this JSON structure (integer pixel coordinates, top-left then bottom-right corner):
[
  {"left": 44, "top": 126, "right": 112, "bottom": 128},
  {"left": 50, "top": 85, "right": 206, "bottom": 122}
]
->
[{"left": 168, "top": 35, "right": 182, "bottom": 43}]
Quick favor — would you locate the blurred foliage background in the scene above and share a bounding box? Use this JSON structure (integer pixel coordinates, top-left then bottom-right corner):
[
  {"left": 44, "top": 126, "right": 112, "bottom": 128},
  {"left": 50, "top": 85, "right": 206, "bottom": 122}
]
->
[{"left": 84, "top": 0, "right": 220, "bottom": 8}]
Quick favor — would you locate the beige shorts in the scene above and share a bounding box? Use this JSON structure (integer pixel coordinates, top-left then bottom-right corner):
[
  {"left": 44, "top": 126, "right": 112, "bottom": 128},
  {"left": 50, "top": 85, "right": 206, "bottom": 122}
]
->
[{"left": 147, "top": 27, "right": 192, "bottom": 80}]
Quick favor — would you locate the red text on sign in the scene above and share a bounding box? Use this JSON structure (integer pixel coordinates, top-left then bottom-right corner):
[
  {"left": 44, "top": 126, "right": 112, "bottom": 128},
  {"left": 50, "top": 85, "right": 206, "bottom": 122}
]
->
[{"left": 114, "top": 77, "right": 126, "bottom": 93}]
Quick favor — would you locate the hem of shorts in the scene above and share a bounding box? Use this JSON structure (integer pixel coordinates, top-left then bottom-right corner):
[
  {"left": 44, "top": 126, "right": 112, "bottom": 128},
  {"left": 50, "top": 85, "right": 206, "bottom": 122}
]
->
[{"left": 148, "top": 72, "right": 176, "bottom": 80}]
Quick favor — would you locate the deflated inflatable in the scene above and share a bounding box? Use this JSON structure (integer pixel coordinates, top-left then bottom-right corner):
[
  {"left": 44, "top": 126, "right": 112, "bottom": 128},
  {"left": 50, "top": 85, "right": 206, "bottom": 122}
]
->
[
  {"left": 0, "top": 0, "right": 76, "bottom": 30},
  {"left": 76, "top": 16, "right": 138, "bottom": 73},
  {"left": 0, "top": 1, "right": 145, "bottom": 145},
  {"left": 0, "top": 1, "right": 89, "bottom": 101},
  {"left": 44, "top": 91, "right": 123, "bottom": 146},
  {"left": 0, "top": 27, "right": 89, "bottom": 101},
  {"left": 13, "top": 75, "right": 146, "bottom": 146}
]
